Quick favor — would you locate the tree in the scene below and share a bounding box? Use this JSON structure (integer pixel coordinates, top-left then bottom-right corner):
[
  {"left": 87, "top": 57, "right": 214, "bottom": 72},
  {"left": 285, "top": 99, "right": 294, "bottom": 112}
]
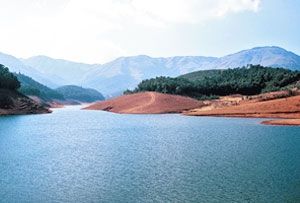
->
[{"left": 0, "top": 64, "right": 20, "bottom": 90}]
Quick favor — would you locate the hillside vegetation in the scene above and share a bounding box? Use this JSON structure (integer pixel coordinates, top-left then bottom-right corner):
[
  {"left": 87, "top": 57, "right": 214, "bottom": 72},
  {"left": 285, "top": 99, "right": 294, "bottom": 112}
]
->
[
  {"left": 126, "top": 65, "right": 300, "bottom": 99},
  {"left": 0, "top": 64, "right": 49, "bottom": 114},
  {"left": 56, "top": 85, "right": 105, "bottom": 103},
  {"left": 0, "top": 64, "right": 20, "bottom": 90},
  {"left": 0, "top": 64, "right": 21, "bottom": 108},
  {"left": 16, "top": 73, "right": 64, "bottom": 101}
]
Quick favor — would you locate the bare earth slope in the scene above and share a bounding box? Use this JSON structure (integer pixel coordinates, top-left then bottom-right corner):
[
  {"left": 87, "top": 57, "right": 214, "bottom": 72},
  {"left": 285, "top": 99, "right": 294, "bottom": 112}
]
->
[
  {"left": 0, "top": 89, "right": 50, "bottom": 115},
  {"left": 84, "top": 92, "right": 202, "bottom": 114},
  {"left": 185, "top": 95, "right": 300, "bottom": 125}
]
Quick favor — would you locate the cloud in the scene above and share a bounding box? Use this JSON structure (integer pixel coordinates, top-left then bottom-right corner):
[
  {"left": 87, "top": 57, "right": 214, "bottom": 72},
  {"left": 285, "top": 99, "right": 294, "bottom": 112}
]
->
[
  {"left": 0, "top": 0, "right": 261, "bottom": 63},
  {"left": 63, "top": 0, "right": 261, "bottom": 27},
  {"left": 131, "top": 0, "right": 261, "bottom": 24}
]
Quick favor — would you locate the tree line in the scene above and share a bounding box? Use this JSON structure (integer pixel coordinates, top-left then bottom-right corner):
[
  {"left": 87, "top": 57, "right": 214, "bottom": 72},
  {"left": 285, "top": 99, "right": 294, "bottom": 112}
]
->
[{"left": 125, "top": 65, "right": 300, "bottom": 99}]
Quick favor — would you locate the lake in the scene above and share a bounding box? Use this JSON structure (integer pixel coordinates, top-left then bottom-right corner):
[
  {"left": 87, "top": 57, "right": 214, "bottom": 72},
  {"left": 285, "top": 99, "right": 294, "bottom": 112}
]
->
[{"left": 0, "top": 106, "right": 299, "bottom": 202}]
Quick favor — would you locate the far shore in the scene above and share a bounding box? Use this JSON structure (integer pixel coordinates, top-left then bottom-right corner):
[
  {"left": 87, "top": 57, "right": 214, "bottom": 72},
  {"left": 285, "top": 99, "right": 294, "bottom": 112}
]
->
[
  {"left": 262, "top": 119, "right": 300, "bottom": 126},
  {"left": 183, "top": 113, "right": 300, "bottom": 126},
  {"left": 183, "top": 93, "right": 300, "bottom": 126},
  {"left": 2, "top": 90, "right": 299, "bottom": 126},
  {"left": 84, "top": 90, "right": 300, "bottom": 126}
]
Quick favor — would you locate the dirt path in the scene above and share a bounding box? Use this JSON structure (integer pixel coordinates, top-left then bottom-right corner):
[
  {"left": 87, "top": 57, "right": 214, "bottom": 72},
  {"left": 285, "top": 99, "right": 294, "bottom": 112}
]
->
[{"left": 124, "top": 92, "right": 156, "bottom": 113}]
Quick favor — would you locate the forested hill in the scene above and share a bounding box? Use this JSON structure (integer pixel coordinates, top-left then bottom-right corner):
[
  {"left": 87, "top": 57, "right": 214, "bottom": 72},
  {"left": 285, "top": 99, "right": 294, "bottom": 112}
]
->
[
  {"left": 15, "top": 73, "right": 65, "bottom": 101},
  {"left": 11, "top": 72, "right": 105, "bottom": 103},
  {"left": 0, "top": 64, "right": 20, "bottom": 109},
  {"left": 56, "top": 85, "right": 105, "bottom": 103},
  {"left": 0, "top": 64, "right": 20, "bottom": 90},
  {"left": 126, "top": 65, "right": 300, "bottom": 99},
  {"left": 0, "top": 64, "right": 49, "bottom": 114}
]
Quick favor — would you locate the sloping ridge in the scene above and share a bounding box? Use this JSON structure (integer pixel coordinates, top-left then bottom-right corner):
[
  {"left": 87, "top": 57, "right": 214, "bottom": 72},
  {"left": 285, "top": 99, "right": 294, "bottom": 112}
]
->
[{"left": 84, "top": 92, "right": 203, "bottom": 114}]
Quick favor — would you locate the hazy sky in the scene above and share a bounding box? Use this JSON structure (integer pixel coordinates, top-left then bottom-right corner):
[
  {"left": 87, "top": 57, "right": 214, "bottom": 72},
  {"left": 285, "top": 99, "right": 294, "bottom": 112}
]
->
[{"left": 0, "top": 0, "right": 299, "bottom": 63}]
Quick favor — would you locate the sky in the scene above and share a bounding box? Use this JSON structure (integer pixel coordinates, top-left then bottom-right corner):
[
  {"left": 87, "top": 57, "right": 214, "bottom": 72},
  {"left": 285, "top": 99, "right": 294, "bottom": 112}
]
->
[{"left": 0, "top": 0, "right": 299, "bottom": 64}]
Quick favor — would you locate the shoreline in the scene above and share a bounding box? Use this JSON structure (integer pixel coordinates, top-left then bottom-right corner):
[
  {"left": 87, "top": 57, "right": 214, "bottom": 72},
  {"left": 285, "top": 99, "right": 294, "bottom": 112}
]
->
[
  {"left": 2, "top": 102, "right": 299, "bottom": 126},
  {"left": 261, "top": 119, "right": 300, "bottom": 126},
  {"left": 84, "top": 91, "right": 300, "bottom": 126},
  {"left": 183, "top": 113, "right": 300, "bottom": 126},
  {"left": 0, "top": 89, "right": 51, "bottom": 116},
  {"left": 184, "top": 94, "right": 300, "bottom": 126},
  {"left": 0, "top": 109, "right": 52, "bottom": 116}
]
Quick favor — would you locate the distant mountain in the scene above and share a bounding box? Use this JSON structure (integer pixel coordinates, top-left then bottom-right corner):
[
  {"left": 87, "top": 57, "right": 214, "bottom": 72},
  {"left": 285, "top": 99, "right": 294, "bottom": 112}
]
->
[
  {"left": 1, "top": 46, "right": 300, "bottom": 96},
  {"left": 21, "top": 56, "right": 97, "bottom": 85},
  {"left": 205, "top": 46, "right": 300, "bottom": 70},
  {"left": 56, "top": 85, "right": 105, "bottom": 103},
  {"left": 16, "top": 73, "right": 64, "bottom": 101},
  {"left": 82, "top": 55, "right": 216, "bottom": 96},
  {"left": 0, "top": 52, "right": 59, "bottom": 88},
  {"left": 82, "top": 47, "right": 300, "bottom": 95}
]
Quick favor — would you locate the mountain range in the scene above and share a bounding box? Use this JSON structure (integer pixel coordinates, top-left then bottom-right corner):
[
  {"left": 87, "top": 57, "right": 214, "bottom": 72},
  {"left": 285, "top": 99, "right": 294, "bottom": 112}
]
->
[
  {"left": 21, "top": 56, "right": 97, "bottom": 86},
  {"left": 1, "top": 46, "right": 300, "bottom": 96},
  {"left": 0, "top": 52, "right": 58, "bottom": 88}
]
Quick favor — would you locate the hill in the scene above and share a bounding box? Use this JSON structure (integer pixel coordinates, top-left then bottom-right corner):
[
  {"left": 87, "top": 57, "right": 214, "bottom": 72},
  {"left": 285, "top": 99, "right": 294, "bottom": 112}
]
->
[
  {"left": 0, "top": 64, "right": 49, "bottom": 115},
  {"left": 205, "top": 46, "right": 300, "bottom": 70},
  {"left": 84, "top": 92, "right": 202, "bottom": 114},
  {"left": 15, "top": 73, "right": 65, "bottom": 101},
  {"left": 128, "top": 65, "right": 300, "bottom": 99},
  {"left": 55, "top": 85, "right": 105, "bottom": 103}
]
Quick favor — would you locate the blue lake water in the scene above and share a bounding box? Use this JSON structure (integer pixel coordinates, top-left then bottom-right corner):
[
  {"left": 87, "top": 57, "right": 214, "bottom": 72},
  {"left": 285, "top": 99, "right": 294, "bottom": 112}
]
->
[{"left": 0, "top": 106, "right": 299, "bottom": 202}]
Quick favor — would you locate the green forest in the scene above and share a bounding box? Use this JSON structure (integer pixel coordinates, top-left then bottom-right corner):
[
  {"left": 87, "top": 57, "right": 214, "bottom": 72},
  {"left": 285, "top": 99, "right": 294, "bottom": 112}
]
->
[
  {"left": 0, "top": 64, "right": 20, "bottom": 90},
  {"left": 1, "top": 64, "right": 105, "bottom": 103},
  {"left": 1, "top": 64, "right": 64, "bottom": 101},
  {"left": 56, "top": 85, "right": 105, "bottom": 103},
  {"left": 0, "top": 64, "right": 21, "bottom": 108},
  {"left": 126, "top": 65, "right": 300, "bottom": 99},
  {"left": 16, "top": 73, "right": 65, "bottom": 101}
]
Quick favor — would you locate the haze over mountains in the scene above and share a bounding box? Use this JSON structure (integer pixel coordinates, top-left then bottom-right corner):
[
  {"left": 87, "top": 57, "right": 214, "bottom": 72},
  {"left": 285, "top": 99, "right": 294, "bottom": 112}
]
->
[
  {"left": 0, "top": 52, "right": 58, "bottom": 88},
  {"left": 21, "top": 56, "right": 97, "bottom": 86},
  {"left": 81, "top": 55, "right": 217, "bottom": 96},
  {"left": 1, "top": 46, "right": 300, "bottom": 96}
]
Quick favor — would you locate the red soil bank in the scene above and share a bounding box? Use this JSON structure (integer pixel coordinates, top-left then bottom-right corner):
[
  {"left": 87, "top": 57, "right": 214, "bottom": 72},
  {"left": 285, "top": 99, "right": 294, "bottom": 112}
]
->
[{"left": 84, "top": 92, "right": 202, "bottom": 114}]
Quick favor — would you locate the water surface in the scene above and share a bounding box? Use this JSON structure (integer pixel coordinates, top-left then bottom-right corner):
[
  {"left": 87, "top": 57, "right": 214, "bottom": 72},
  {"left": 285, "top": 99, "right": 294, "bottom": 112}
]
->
[{"left": 0, "top": 106, "right": 299, "bottom": 202}]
